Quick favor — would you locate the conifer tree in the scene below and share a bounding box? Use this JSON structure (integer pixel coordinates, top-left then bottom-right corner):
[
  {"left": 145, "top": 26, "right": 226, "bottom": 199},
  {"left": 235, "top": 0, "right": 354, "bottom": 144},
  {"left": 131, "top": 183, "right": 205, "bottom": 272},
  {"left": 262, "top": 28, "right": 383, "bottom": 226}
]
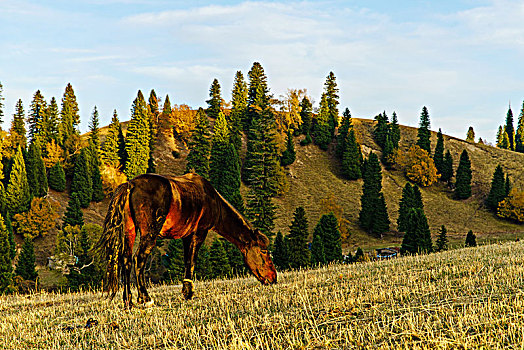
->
[
  {"left": 70, "top": 149, "right": 92, "bottom": 208},
  {"left": 466, "top": 126, "right": 475, "bottom": 142},
  {"left": 341, "top": 128, "right": 362, "bottom": 180},
  {"left": 0, "top": 213, "right": 13, "bottom": 294},
  {"left": 316, "top": 213, "right": 342, "bottom": 263},
  {"left": 312, "top": 93, "right": 331, "bottom": 150},
  {"left": 441, "top": 150, "right": 454, "bottom": 183},
  {"left": 382, "top": 134, "right": 395, "bottom": 168},
  {"left": 516, "top": 101, "right": 524, "bottom": 152},
  {"left": 6, "top": 146, "right": 31, "bottom": 214},
  {"left": 10, "top": 99, "right": 27, "bottom": 151},
  {"left": 209, "top": 238, "right": 230, "bottom": 278},
  {"left": 310, "top": 231, "right": 326, "bottom": 265},
  {"left": 67, "top": 225, "right": 100, "bottom": 290},
  {"left": 324, "top": 71, "right": 339, "bottom": 135},
  {"left": 486, "top": 165, "right": 506, "bottom": 211},
  {"left": 26, "top": 142, "right": 48, "bottom": 198},
  {"left": 6, "top": 215, "right": 14, "bottom": 260},
  {"left": 373, "top": 112, "right": 389, "bottom": 148},
  {"left": 465, "top": 230, "right": 477, "bottom": 247},
  {"left": 496, "top": 126, "right": 503, "bottom": 147},
  {"left": 280, "top": 130, "right": 296, "bottom": 166},
  {"left": 354, "top": 247, "right": 364, "bottom": 262},
  {"left": 287, "top": 206, "right": 310, "bottom": 269},
  {"left": 41, "top": 97, "right": 60, "bottom": 151},
  {"left": 0, "top": 82, "right": 3, "bottom": 126},
  {"left": 148, "top": 89, "right": 159, "bottom": 139},
  {"left": 336, "top": 108, "right": 352, "bottom": 159},
  {"left": 299, "top": 97, "right": 313, "bottom": 136},
  {"left": 245, "top": 62, "right": 271, "bottom": 130},
  {"left": 89, "top": 106, "right": 101, "bottom": 152},
  {"left": 505, "top": 174, "right": 511, "bottom": 197},
  {"left": 58, "top": 83, "right": 80, "bottom": 152},
  {"left": 272, "top": 231, "right": 289, "bottom": 270},
  {"left": 501, "top": 130, "right": 510, "bottom": 149},
  {"left": 455, "top": 150, "right": 472, "bottom": 199},
  {"left": 435, "top": 225, "right": 448, "bottom": 252},
  {"left": 506, "top": 106, "right": 515, "bottom": 150},
  {"left": 359, "top": 152, "right": 390, "bottom": 235},
  {"left": 229, "top": 71, "right": 247, "bottom": 152},
  {"left": 195, "top": 243, "right": 211, "bottom": 280},
  {"left": 160, "top": 94, "right": 172, "bottom": 134},
  {"left": 163, "top": 239, "right": 184, "bottom": 282},
  {"left": 62, "top": 193, "right": 84, "bottom": 228},
  {"left": 28, "top": 90, "right": 47, "bottom": 142},
  {"left": 223, "top": 240, "right": 245, "bottom": 276},
  {"left": 206, "top": 79, "right": 222, "bottom": 119},
  {"left": 417, "top": 106, "right": 431, "bottom": 153},
  {"left": 397, "top": 183, "right": 414, "bottom": 232},
  {"left": 15, "top": 237, "right": 37, "bottom": 281},
  {"left": 125, "top": 90, "right": 151, "bottom": 179},
  {"left": 117, "top": 119, "right": 127, "bottom": 170},
  {"left": 400, "top": 208, "right": 432, "bottom": 255},
  {"left": 48, "top": 162, "right": 66, "bottom": 192},
  {"left": 390, "top": 112, "right": 401, "bottom": 149},
  {"left": 101, "top": 110, "right": 122, "bottom": 168},
  {"left": 434, "top": 129, "right": 445, "bottom": 175},
  {"left": 185, "top": 108, "right": 211, "bottom": 178}
]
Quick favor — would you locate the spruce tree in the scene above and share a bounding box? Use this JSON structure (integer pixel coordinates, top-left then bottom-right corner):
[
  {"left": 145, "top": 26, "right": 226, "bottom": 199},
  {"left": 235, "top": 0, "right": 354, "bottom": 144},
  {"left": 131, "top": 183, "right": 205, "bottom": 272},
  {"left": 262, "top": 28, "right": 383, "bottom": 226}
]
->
[
  {"left": 505, "top": 174, "right": 511, "bottom": 197},
  {"left": 359, "top": 152, "right": 390, "bottom": 235},
  {"left": 501, "top": 130, "right": 510, "bottom": 149},
  {"left": 208, "top": 238, "right": 230, "bottom": 278},
  {"left": 124, "top": 90, "right": 151, "bottom": 179},
  {"left": 41, "top": 97, "right": 60, "bottom": 152},
  {"left": 6, "top": 215, "right": 14, "bottom": 260},
  {"left": 58, "top": 83, "right": 80, "bottom": 155},
  {"left": 336, "top": 108, "right": 352, "bottom": 159},
  {"left": 206, "top": 79, "right": 222, "bottom": 119},
  {"left": 434, "top": 129, "right": 445, "bottom": 175},
  {"left": 486, "top": 165, "right": 506, "bottom": 211},
  {"left": 324, "top": 71, "right": 339, "bottom": 135},
  {"left": 48, "top": 162, "right": 66, "bottom": 192},
  {"left": 506, "top": 106, "right": 515, "bottom": 150},
  {"left": 496, "top": 126, "right": 503, "bottom": 147},
  {"left": 341, "top": 128, "right": 362, "bottom": 180},
  {"left": 185, "top": 108, "right": 211, "bottom": 177},
  {"left": 455, "top": 150, "right": 472, "bottom": 199},
  {"left": 195, "top": 243, "right": 211, "bottom": 280},
  {"left": 435, "top": 225, "right": 448, "bottom": 252},
  {"left": 15, "top": 237, "right": 37, "bottom": 281},
  {"left": 67, "top": 225, "right": 100, "bottom": 290},
  {"left": 28, "top": 90, "right": 46, "bottom": 143},
  {"left": 400, "top": 208, "right": 432, "bottom": 255},
  {"left": 245, "top": 62, "right": 271, "bottom": 130},
  {"left": 390, "top": 112, "right": 401, "bottom": 149},
  {"left": 299, "top": 97, "right": 313, "bottom": 136},
  {"left": 310, "top": 231, "right": 326, "bottom": 265},
  {"left": 229, "top": 71, "right": 247, "bottom": 152},
  {"left": 466, "top": 126, "right": 475, "bottom": 142},
  {"left": 0, "top": 213, "right": 13, "bottom": 294},
  {"left": 148, "top": 89, "right": 159, "bottom": 139},
  {"left": 10, "top": 99, "right": 27, "bottom": 151},
  {"left": 441, "top": 150, "right": 454, "bottom": 183},
  {"left": 312, "top": 93, "right": 331, "bottom": 150},
  {"left": 163, "top": 239, "right": 184, "bottom": 282},
  {"left": 280, "top": 130, "right": 296, "bottom": 166},
  {"left": 26, "top": 142, "right": 48, "bottom": 198},
  {"left": 117, "top": 120, "right": 127, "bottom": 171},
  {"left": 516, "top": 101, "right": 524, "bottom": 152},
  {"left": 62, "top": 193, "right": 84, "bottom": 228},
  {"left": 6, "top": 146, "right": 31, "bottom": 215},
  {"left": 272, "top": 231, "right": 289, "bottom": 270},
  {"left": 417, "top": 106, "right": 431, "bottom": 153},
  {"left": 382, "top": 134, "right": 395, "bottom": 168},
  {"left": 70, "top": 149, "right": 92, "bottom": 208},
  {"left": 88, "top": 106, "right": 101, "bottom": 152},
  {"left": 287, "top": 206, "right": 310, "bottom": 269},
  {"left": 397, "top": 183, "right": 414, "bottom": 232},
  {"left": 318, "top": 213, "right": 342, "bottom": 263},
  {"left": 223, "top": 239, "right": 245, "bottom": 276},
  {"left": 373, "top": 112, "right": 389, "bottom": 148},
  {"left": 465, "top": 230, "right": 477, "bottom": 247},
  {"left": 101, "top": 110, "right": 122, "bottom": 168},
  {"left": 86, "top": 144, "right": 104, "bottom": 202}
]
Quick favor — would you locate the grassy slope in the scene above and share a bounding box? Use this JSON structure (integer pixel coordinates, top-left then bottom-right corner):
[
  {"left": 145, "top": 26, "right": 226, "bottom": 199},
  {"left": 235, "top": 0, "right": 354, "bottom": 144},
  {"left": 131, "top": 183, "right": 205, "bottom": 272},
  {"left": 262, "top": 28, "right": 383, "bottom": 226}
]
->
[{"left": 4, "top": 242, "right": 524, "bottom": 349}]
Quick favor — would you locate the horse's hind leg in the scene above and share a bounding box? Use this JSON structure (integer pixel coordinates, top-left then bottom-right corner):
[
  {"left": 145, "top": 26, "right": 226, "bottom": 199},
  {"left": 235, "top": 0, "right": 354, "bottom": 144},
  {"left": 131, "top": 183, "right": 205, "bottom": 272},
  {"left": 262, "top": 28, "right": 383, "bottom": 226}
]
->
[
  {"left": 134, "top": 229, "right": 157, "bottom": 306},
  {"left": 122, "top": 235, "right": 134, "bottom": 309},
  {"left": 182, "top": 230, "right": 208, "bottom": 300}
]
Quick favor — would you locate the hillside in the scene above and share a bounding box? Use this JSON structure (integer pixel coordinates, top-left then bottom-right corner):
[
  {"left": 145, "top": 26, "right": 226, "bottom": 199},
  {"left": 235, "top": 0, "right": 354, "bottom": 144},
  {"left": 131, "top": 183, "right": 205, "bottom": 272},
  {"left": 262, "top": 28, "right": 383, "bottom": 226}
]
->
[{"left": 4, "top": 241, "right": 524, "bottom": 348}]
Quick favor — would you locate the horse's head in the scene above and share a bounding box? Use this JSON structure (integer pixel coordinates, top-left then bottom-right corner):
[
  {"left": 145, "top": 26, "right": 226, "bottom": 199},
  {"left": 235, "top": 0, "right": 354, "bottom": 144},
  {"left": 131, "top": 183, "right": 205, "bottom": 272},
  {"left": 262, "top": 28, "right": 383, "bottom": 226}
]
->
[{"left": 244, "top": 229, "right": 277, "bottom": 285}]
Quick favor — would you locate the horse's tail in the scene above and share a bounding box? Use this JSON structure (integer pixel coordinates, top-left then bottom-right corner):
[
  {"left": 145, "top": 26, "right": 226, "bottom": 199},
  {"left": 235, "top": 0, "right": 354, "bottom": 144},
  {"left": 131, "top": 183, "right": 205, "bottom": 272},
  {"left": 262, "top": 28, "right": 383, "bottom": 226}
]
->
[{"left": 94, "top": 181, "right": 133, "bottom": 299}]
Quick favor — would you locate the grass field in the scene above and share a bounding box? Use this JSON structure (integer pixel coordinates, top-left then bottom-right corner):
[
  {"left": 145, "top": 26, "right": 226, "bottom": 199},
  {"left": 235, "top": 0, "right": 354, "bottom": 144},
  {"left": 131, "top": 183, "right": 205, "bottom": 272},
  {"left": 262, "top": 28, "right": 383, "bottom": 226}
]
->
[{"left": 3, "top": 241, "right": 524, "bottom": 349}]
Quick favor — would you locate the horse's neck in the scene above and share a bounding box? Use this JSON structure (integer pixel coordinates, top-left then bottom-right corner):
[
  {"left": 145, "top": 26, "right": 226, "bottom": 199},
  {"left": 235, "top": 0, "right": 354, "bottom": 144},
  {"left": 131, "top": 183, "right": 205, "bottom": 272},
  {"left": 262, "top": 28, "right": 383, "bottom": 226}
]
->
[{"left": 212, "top": 194, "right": 251, "bottom": 250}]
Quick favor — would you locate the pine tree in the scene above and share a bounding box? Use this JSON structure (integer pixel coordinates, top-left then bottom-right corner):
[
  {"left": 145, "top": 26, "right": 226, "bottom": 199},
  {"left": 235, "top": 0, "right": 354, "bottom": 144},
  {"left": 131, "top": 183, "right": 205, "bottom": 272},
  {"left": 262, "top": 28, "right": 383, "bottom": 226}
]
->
[
  {"left": 5, "top": 215, "right": 14, "bottom": 260},
  {"left": 28, "top": 90, "right": 47, "bottom": 143},
  {"left": 336, "top": 108, "right": 352, "bottom": 159},
  {"left": 324, "top": 71, "right": 339, "bottom": 135},
  {"left": 148, "top": 89, "right": 159, "bottom": 140},
  {"left": 117, "top": 120, "right": 127, "bottom": 170},
  {"left": 341, "top": 128, "right": 362, "bottom": 180},
  {"left": 15, "top": 237, "right": 37, "bottom": 281},
  {"left": 501, "top": 130, "right": 510, "bottom": 149},
  {"left": 185, "top": 108, "right": 211, "bottom": 178},
  {"left": 299, "top": 97, "right": 313, "bottom": 136},
  {"left": 441, "top": 150, "right": 454, "bottom": 183},
  {"left": 41, "top": 97, "right": 60, "bottom": 151},
  {"left": 280, "top": 130, "right": 296, "bottom": 166},
  {"left": 206, "top": 79, "right": 222, "bottom": 119},
  {"left": 229, "top": 71, "right": 247, "bottom": 152},
  {"left": 85, "top": 144, "right": 104, "bottom": 202},
  {"left": 455, "top": 150, "right": 472, "bottom": 199},
  {"left": 26, "top": 142, "right": 48, "bottom": 198},
  {"left": 382, "top": 134, "right": 395, "bottom": 168},
  {"left": 245, "top": 62, "right": 271, "bottom": 130},
  {"left": 373, "top": 112, "right": 390, "bottom": 148},
  {"left": 88, "top": 106, "right": 101, "bottom": 152},
  {"left": 10, "top": 99, "right": 27, "bottom": 151},
  {"left": 390, "top": 112, "right": 401, "bottom": 149},
  {"left": 208, "top": 238, "right": 230, "bottom": 278},
  {"left": 465, "top": 230, "right": 477, "bottom": 247},
  {"left": 417, "top": 106, "right": 431, "bottom": 153},
  {"left": 310, "top": 231, "right": 326, "bottom": 265},
  {"left": 516, "top": 101, "right": 524, "bottom": 152},
  {"left": 397, "top": 183, "right": 414, "bottom": 232},
  {"left": 312, "top": 93, "right": 331, "bottom": 150},
  {"left": 163, "top": 239, "right": 184, "bottom": 282},
  {"left": 223, "top": 239, "right": 245, "bottom": 276},
  {"left": 6, "top": 146, "right": 31, "bottom": 215},
  {"left": 287, "top": 206, "right": 310, "bottom": 269},
  {"left": 0, "top": 213, "right": 14, "bottom": 294},
  {"left": 124, "top": 90, "right": 151, "bottom": 179},
  {"left": 101, "top": 110, "right": 122, "bottom": 168},
  {"left": 58, "top": 83, "right": 80, "bottom": 153},
  {"left": 67, "top": 225, "right": 100, "bottom": 291},
  {"left": 466, "top": 126, "right": 475, "bottom": 142},
  {"left": 48, "top": 162, "right": 66, "bottom": 192},
  {"left": 435, "top": 225, "right": 448, "bottom": 252},
  {"left": 70, "top": 149, "right": 92, "bottom": 208},
  {"left": 359, "top": 153, "right": 390, "bottom": 235},
  {"left": 272, "top": 231, "right": 289, "bottom": 270},
  {"left": 400, "top": 208, "right": 432, "bottom": 255},
  {"left": 62, "top": 193, "right": 84, "bottom": 228},
  {"left": 316, "top": 213, "right": 342, "bottom": 263},
  {"left": 486, "top": 165, "right": 506, "bottom": 211},
  {"left": 506, "top": 106, "right": 515, "bottom": 150},
  {"left": 434, "top": 129, "right": 445, "bottom": 175},
  {"left": 496, "top": 126, "right": 503, "bottom": 147},
  {"left": 505, "top": 174, "right": 511, "bottom": 197}
]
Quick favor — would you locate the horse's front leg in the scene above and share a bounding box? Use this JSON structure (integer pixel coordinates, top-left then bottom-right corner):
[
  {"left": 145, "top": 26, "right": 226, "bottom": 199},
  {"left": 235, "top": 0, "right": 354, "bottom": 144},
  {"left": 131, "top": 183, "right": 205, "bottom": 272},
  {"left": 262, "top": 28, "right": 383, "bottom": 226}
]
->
[{"left": 182, "top": 230, "right": 208, "bottom": 300}]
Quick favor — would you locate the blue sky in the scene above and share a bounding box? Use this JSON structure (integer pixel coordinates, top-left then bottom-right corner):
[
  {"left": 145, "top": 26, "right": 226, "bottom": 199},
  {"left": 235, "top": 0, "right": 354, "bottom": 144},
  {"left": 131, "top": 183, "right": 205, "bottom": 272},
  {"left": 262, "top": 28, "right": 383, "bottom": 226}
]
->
[{"left": 1, "top": 0, "right": 523, "bottom": 142}]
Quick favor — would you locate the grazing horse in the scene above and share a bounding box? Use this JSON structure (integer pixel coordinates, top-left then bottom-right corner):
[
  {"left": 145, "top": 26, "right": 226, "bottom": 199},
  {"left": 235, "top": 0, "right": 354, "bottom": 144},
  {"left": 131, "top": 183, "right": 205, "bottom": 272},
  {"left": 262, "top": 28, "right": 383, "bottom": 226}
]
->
[{"left": 95, "top": 173, "right": 277, "bottom": 308}]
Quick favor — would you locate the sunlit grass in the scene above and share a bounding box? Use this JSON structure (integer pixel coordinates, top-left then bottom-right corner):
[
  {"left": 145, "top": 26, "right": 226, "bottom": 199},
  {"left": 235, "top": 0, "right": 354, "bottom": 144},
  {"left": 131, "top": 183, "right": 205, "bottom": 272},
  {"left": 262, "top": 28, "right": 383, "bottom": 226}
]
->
[{"left": 3, "top": 242, "right": 524, "bottom": 349}]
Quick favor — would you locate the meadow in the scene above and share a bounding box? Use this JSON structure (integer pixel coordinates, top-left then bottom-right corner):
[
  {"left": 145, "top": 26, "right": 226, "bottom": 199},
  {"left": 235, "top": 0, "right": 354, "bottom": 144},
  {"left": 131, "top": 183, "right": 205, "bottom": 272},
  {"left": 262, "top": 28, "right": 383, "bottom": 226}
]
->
[{"left": 2, "top": 241, "right": 524, "bottom": 349}]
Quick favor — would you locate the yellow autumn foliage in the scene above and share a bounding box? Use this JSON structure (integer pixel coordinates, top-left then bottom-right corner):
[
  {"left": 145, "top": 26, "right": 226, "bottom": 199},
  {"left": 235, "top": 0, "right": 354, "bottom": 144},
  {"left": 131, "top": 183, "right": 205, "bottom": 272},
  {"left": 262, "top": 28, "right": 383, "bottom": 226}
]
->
[
  {"left": 13, "top": 197, "right": 60, "bottom": 240},
  {"left": 395, "top": 145, "right": 439, "bottom": 187},
  {"left": 101, "top": 165, "right": 128, "bottom": 197},
  {"left": 498, "top": 189, "right": 524, "bottom": 223},
  {"left": 171, "top": 104, "right": 196, "bottom": 141}
]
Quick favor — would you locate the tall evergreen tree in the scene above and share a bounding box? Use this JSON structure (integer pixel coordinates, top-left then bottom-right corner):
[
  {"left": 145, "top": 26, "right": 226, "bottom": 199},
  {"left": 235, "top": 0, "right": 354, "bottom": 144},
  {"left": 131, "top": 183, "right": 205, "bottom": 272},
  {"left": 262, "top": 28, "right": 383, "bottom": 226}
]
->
[
  {"left": 5, "top": 215, "right": 14, "bottom": 260},
  {"left": 506, "top": 106, "right": 515, "bottom": 150},
  {"left": 280, "top": 130, "right": 296, "bottom": 166},
  {"left": 496, "top": 125, "right": 504, "bottom": 148},
  {"left": 28, "top": 90, "right": 46, "bottom": 142},
  {"left": 0, "top": 213, "right": 13, "bottom": 294},
  {"left": 417, "top": 106, "right": 431, "bottom": 153},
  {"left": 48, "top": 162, "right": 66, "bottom": 192},
  {"left": 26, "top": 142, "right": 48, "bottom": 198},
  {"left": 223, "top": 239, "right": 245, "bottom": 276},
  {"left": 516, "top": 101, "right": 524, "bottom": 152},
  {"left": 58, "top": 83, "right": 80, "bottom": 152},
  {"left": 195, "top": 243, "right": 211, "bottom": 280},
  {"left": 245, "top": 62, "right": 271, "bottom": 130},
  {"left": 148, "top": 89, "right": 159, "bottom": 140},
  {"left": 435, "top": 225, "right": 449, "bottom": 252},
  {"left": 486, "top": 165, "right": 506, "bottom": 211},
  {"left": 229, "top": 71, "right": 247, "bottom": 152},
  {"left": 324, "top": 71, "right": 339, "bottom": 135},
  {"left": 382, "top": 134, "right": 395, "bottom": 168},
  {"left": 67, "top": 225, "right": 100, "bottom": 290},
  {"left": 505, "top": 174, "right": 511, "bottom": 197},
  {"left": 272, "top": 231, "right": 289, "bottom": 271},
  {"left": 15, "top": 237, "right": 37, "bottom": 281},
  {"left": 125, "top": 91, "right": 151, "bottom": 179},
  {"left": 42, "top": 97, "right": 60, "bottom": 148},
  {"left": 206, "top": 79, "right": 222, "bottom": 119},
  {"left": 310, "top": 230, "right": 326, "bottom": 265},
  {"left": 441, "top": 150, "right": 454, "bottom": 183},
  {"left": 62, "top": 193, "right": 84, "bottom": 228},
  {"left": 397, "top": 183, "right": 414, "bottom": 232},
  {"left": 163, "top": 239, "right": 184, "bottom": 282},
  {"left": 373, "top": 112, "right": 390, "bottom": 148},
  {"left": 299, "top": 97, "right": 313, "bottom": 136},
  {"left": 434, "top": 129, "right": 445, "bottom": 176},
  {"left": 455, "top": 150, "right": 472, "bottom": 199},
  {"left": 336, "top": 108, "right": 352, "bottom": 158},
  {"left": 6, "top": 146, "right": 31, "bottom": 214},
  {"left": 70, "top": 149, "right": 92, "bottom": 208},
  {"left": 390, "top": 112, "right": 401, "bottom": 149},
  {"left": 101, "top": 110, "right": 122, "bottom": 168},
  {"left": 185, "top": 108, "right": 211, "bottom": 178},
  {"left": 359, "top": 152, "right": 390, "bottom": 235},
  {"left": 117, "top": 119, "right": 127, "bottom": 170},
  {"left": 287, "top": 206, "right": 310, "bottom": 269},
  {"left": 501, "top": 130, "right": 510, "bottom": 149},
  {"left": 88, "top": 147, "right": 105, "bottom": 202},
  {"left": 312, "top": 93, "right": 331, "bottom": 150},
  {"left": 208, "top": 238, "right": 231, "bottom": 278},
  {"left": 10, "top": 99, "right": 27, "bottom": 151},
  {"left": 341, "top": 128, "right": 362, "bottom": 180},
  {"left": 89, "top": 106, "right": 101, "bottom": 152},
  {"left": 465, "top": 230, "right": 477, "bottom": 247},
  {"left": 315, "top": 213, "right": 342, "bottom": 263},
  {"left": 400, "top": 208, "right": 432, "bottom": 255}
]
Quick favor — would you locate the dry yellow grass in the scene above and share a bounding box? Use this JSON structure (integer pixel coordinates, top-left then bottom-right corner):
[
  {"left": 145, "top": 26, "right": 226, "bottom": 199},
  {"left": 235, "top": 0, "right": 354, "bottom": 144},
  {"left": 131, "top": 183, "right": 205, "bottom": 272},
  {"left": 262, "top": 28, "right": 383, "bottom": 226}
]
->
[{"left": 3, "top": 242, "right": 524, "bottom": 349}]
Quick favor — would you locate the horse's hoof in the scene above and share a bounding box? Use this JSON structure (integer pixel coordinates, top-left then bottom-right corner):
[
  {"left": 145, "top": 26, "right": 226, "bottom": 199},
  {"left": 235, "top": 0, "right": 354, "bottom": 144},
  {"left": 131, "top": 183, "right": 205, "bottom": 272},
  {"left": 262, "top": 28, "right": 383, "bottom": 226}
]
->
[
  {"left": 182, "top": 279, "right": 194, "bottom": 300},
  {"left": 144, "top": 299, "right": 155, "bottom": 308}
]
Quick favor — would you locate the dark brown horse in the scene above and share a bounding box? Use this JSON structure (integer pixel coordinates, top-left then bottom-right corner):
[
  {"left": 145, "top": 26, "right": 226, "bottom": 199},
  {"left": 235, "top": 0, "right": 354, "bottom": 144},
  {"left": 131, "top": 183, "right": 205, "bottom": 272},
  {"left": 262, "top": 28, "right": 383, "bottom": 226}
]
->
[{"left": 96, "top": 173, "right": 277, "bottom": 308}]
